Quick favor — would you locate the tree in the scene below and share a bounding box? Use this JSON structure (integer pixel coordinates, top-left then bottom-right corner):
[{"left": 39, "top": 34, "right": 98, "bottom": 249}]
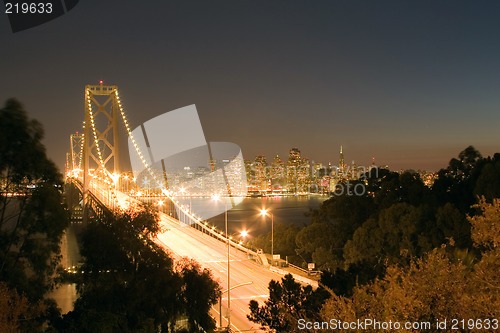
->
[
  {"left": 323, "top": 248, "right": 475, "bottom": 333},
  {"left": 57, "top": 205, "right": 220, "bottom": 333},
  {"left": 295, "top": 222, "right": 338, "bottom": 268},
  {"left": 474, "top": 158, "right": 500, "bottom": 201},
  {"left": 322, "top": 246, "right": 498, "bottom": 333},
  {"left": 319, "top": 262, "right": 381, "bottom": 297},
  {"left": 248, "top": 274, "right": 328, "bottom": 332},
  {"left": 434, "top": 202, "right": 471, "bottom": 248},
  {"left": 372, "top": 171, "right": 429, "bottom": 209},
  {"left": 249, "top": 223, "right": 300, "bottom": 263},
  {"left": 469, "top": 198, "right": 500, "bottom": 312},
  {"left": 175, "top": 258, "right": 220, "bottom": 332},
  {"left": 470, "top": 198, "right": 500, "bottom": 249},
  {"left": 272, "top": 223, "right": 300, "bottom": 260},
  {"left": 0, "top": 99, "right": 60, "bottom": 188},
  {"left": 343, "top": 203, "right": 422, "bottom": 267},
  {"left": 433, "top": 146, "right": 484, "bottom": 214},
  {"left": 0, "top": 282, "right": 46, "bottom": 333},
  {"left": 296, "top": 194, "right": 374, "bottom": 270},
  {"left": 311, "top": 247, "right": 337, "bottom": 271},
  {"left": 459, "top": 146, "right": 483, "bottom": 170},
  {"left": 0, "top": 99, "right": 67, "bottom": 330},
  {"left": 321, "top": 199, "right": 500, "bottom": 332}
]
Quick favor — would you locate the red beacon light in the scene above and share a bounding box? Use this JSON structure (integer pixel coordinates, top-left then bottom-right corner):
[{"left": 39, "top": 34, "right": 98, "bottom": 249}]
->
[{"left": 99, "top": 80, "right": 103, "bottom": 85}]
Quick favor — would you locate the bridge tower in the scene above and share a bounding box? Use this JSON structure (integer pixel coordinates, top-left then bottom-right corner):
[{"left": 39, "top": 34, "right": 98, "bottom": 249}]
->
[
  {"left": 82, "top": 83, "right": 122, "bottom": 222},
  {"left": 70, "top": 132, "right": 83, "bottom": 171},
  {"left": 65, "top": 133, "right": 84, "bottom": 222}
]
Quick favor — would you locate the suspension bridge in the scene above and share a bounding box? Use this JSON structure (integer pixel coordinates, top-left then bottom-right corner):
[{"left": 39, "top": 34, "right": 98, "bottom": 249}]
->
[{"left": 64, "top": 83, "right": 316, "bottom": 333}]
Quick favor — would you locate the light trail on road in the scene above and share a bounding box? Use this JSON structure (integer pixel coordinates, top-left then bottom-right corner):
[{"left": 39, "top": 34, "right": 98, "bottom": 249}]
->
[{"left": 156, "top": 212, "right": 282, "bottom": 333}]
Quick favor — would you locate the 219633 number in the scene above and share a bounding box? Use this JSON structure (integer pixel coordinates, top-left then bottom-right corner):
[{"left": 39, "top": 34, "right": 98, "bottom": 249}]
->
[{"left": 5, "top": 2, "right": 53, "bottom": 14}]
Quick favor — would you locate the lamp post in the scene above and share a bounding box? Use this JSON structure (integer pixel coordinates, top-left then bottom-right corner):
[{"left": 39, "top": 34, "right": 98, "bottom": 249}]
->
[
  {"left": 260, "top": 209, "right": 274, "bottom": 265},
  {"left": 218, "top": 230, "right": 249, "bottom": 330},
  {"left": 225, "top": 202, "right": 230, "bottom": 330},
  {"left": 212, "top": 195, "right": 231, "bottom": 331}
]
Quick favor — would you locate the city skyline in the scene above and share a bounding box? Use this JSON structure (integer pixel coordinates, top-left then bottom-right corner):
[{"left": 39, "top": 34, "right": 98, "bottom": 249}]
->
[
  {"left": 1, "top": 1, "right": 500, "bottom": 172},
  {"left": 247, "top": 145, "right": 383, "bottom": 171}
]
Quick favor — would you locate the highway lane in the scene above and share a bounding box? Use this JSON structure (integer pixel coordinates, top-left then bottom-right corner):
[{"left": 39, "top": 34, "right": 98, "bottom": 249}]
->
[
  {"left": 157, "top": 213, "right": 282, "bottom": 332},
  {"left": 85, "top": 184, "right": 279, "bottom": 332}
]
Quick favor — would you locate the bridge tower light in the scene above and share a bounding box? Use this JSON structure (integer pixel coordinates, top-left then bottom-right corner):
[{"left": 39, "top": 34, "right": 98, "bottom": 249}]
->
[{"left": 83, "top": 83, "right": 121, "bottom": 224}]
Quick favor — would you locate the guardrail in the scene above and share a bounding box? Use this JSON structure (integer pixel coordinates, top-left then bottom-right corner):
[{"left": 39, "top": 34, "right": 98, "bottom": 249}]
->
[
  {"left": 287, "top": 262, "right": 309, "bottom": 274},
  {"left": 67, "top": 176, "right": 262, "bottom": 264},
  {"left": 269, "top": 266, "right": 319, "bottom": 288},
  {"left": 172, "top": 203, "right": 260, "bottom": 258},
  {"left": 72, "top": 177, "right": 260, "bottom": 259},
  {"left": 67, "top": 178, "right": 321, "bottom": 285}
]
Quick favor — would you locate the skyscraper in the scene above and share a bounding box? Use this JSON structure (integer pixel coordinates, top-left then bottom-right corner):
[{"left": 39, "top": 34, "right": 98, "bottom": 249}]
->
[
  {"left": 270, "top": 154, "right": 285, "bottom": 188},
  {"left": 254, "top": 155, "right": 268, "bottom": 191},
  {"left": 287, "top": 148, "right": 301, "bottom": 192}
]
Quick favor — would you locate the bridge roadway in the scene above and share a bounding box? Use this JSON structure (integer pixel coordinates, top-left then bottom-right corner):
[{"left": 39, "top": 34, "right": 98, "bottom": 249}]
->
[
  {"left": 86, "top": 183, "right": 281, "bottom": 332},
  {"left": 156, "top": 212, "right": 280, "bottom": 333}
]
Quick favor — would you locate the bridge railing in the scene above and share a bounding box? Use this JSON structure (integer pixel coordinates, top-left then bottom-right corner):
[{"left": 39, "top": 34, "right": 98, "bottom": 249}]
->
[
  {"left": 67, "top": 175, "right": 322, "bottom": 288},
  {"left": 167, "top": 202, "right": 260, "bottom": 258},
  {"left": 67, "top": 177, "right": 114, "bottom": 218},
  {"left": 68, "top": 174, "right": 260, "bottom": 260}
]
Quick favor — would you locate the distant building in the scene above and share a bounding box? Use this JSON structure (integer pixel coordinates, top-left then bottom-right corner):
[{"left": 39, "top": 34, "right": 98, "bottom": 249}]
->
[
  {"left": 254, "top": 155, "right": 268, "bottom": 191},
  {"left": 243, "top": 146, "right": 389, "bottom": 195},
  {"left": 270, "top": 154, "right": 285, "bottom": 189},
  {"left": 286, "top": 148, "right": 302, "bottom": 192},
  {"left": 285, "top": 147, "right": 310, "bottom": 192}
]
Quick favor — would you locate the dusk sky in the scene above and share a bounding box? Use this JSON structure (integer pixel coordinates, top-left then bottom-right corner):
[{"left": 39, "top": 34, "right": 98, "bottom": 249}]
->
[{"left": 1, "top": 1, "right": 500, "bottom": 171}]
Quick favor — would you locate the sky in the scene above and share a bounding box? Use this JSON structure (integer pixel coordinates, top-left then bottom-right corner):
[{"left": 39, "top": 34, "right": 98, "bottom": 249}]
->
[{"left": 1, "top": 0, "right": 500, "bottom": 172}]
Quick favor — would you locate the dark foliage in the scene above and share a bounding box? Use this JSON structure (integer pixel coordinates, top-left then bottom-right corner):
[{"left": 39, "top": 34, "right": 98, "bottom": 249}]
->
[
  {"left": 0, "top": 99, "right": 68, "bottom": 332},
  {"left": 248, "top": 274, "right": 329, "bottom": 333},
  {"left": 55, "top": 206, "right": 220, "bottom": 333}
]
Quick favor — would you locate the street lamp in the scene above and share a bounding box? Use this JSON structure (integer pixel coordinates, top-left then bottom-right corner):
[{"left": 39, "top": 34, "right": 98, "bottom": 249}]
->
[
  {"left": 260, "top": 208, "right": 274, "bottom": 266},
  {"left": 212, "top": 195, "right": 232, "bottom": 331},
  {"left": 218, "top": 230, "right": 249, "bottom": 330},
  {"left": 229, "top": 230, "right": 249, "bottom": 246},
  {"left": 157, "top": 200, "right": 164, "bottom": 213}
]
